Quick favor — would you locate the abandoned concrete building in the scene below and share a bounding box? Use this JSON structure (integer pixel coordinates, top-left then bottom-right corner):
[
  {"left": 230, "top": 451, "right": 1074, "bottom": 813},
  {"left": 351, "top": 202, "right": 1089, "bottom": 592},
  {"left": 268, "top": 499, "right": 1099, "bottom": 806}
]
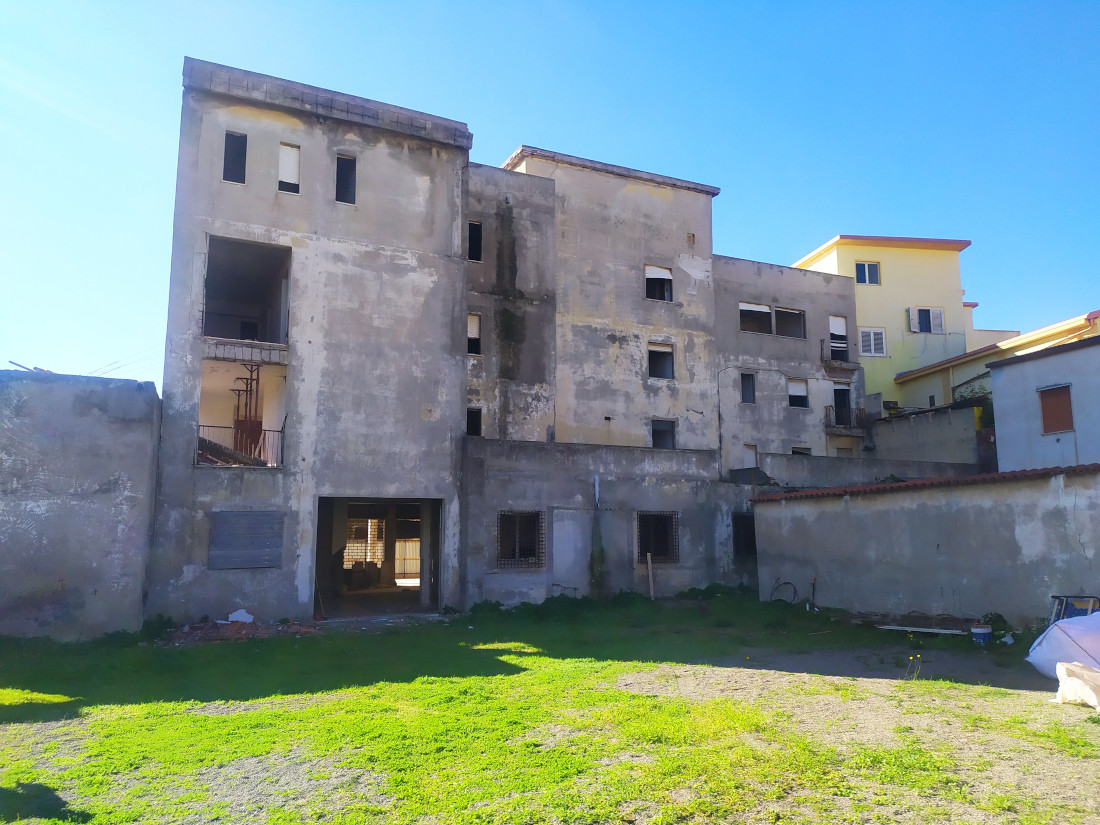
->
[
  {"left": 142, "top": 57, "right": 893, "bottom": 624},
  {"left": 15, "top": 57, "right": 1086, "bottom": 640}
]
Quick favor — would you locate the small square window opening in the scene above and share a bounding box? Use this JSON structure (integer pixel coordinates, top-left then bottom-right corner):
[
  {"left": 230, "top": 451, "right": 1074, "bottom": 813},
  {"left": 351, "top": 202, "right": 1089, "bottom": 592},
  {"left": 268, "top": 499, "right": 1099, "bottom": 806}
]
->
[
  {"left": 651, "top": 419, "right": 676, "bottom": 449},
  {"left": 223, "top": 132, "right": 247, "bottom": 184},
  {"left": 497, "top": 511, "right": 545, "bottom": 568},
  {"left": 468, "top": 222, "right": 483, "bottom": 262},
  {"left": 648, "top": 343, "right": 675, "bottom": 379},
  {"left": 855, "top": 262, "right": 880, "bottom": 285},
  {"left": 740, "top": 372, "right": 756, "bottom": 404},
  {"left": 792, "top": 446, "right": 812, "bottom": 456},
  {"left": 335, "top": 155, "right": 356, "bottom": 204},
  {"left": 466, "top": 408, "right": 482, "bottom": 437},
  {"left": 645, "top": 265, "right": 673, "bottom": 302},
  {"left": 637, "top": 511, "right": 679, "bottom": 563},
  {"left": 278, "top": 143, "right": 300, "bottom": 194}
]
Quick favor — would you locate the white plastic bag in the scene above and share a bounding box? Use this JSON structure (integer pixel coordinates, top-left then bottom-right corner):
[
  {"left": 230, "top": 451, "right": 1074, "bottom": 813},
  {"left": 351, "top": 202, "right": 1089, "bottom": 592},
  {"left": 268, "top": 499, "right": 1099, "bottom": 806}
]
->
[
  {"left": 1054, "top": 662, "right": 1100, "bottom": 711},
  {"left": 1026, "top": 612, "right": 1100, "bottom": 679}
]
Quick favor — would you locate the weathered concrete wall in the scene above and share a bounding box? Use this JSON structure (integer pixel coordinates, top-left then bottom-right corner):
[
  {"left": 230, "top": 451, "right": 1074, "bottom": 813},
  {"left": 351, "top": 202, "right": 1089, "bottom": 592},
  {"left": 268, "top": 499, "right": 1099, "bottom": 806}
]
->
[
  {"left": 466, "top": 164, "right": 557, "bottom": 442},
  {"left": 870, "top": 407, "right": 980, "bottom": 465},
  {"left": 462, "top": 440, "right": 753, "bottom": 605},
  {"left": 714, "top": 256, "right": 864, "bottom": 468},
  {"left": 510, "top": 152, "right": 719, "bottom": 451},
  {"left": 0, "top": 372, "right": 160, "bottom": 640},
  {"left": 151, "top": 60, "right": 470, "bottom": 623},
  {"left": 754, "top": 467, "right": 1100, "bottom": 626},
  {"left": 991, "top": 339, "right": 1100, "bottom": 471},
  {"left": 756, "top": 452, "right": 978, "bottom": 488}
]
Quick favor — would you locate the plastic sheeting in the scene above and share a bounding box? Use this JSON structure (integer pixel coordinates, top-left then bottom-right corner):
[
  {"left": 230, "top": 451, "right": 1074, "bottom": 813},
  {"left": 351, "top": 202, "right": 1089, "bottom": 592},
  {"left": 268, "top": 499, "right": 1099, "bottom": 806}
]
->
[
  {"left": 1054, "top": 662, "right": 1100, "bottom": 711},
  {"left": 1026, "top": 612, "right": 1100, "bottom": 679}
]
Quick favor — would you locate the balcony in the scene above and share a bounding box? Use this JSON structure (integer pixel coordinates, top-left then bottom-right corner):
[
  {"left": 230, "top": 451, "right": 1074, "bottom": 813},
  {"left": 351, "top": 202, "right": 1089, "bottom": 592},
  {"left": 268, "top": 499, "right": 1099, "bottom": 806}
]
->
[
  {"left": 825, "top": 405, "right": 867, "bottom": 434},
  {"left": 197, "top": 424, "right": 284, "bottom": 467},
  {"left": 820, "top": 339, "right": 859, "bottom": 372}
]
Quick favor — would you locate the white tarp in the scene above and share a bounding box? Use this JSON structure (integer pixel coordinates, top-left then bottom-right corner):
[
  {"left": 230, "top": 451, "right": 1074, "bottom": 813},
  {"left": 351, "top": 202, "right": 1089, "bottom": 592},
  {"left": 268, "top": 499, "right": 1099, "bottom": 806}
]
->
[
  {"left": 1054, "top": 662, "right": 1100, "bottom": 711},
  {"left": 1026, "top": 612, "right": 1100, "bottom": 679}
]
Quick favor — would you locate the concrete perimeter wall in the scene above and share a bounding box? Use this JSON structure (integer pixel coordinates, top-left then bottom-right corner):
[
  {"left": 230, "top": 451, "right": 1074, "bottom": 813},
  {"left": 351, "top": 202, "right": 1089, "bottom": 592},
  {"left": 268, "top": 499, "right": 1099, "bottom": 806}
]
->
[
  {"left": 757, "top": 452, "right": 978, "bottom": 488},
  {"left": 462, "top": 440, "right": 754, "bottom": 605},
  {"left": 754, "top": 467, "right": 1100, "bottom": 626},
  {"left": 0, "top": 372, "right": 160, "bottom": 640}
]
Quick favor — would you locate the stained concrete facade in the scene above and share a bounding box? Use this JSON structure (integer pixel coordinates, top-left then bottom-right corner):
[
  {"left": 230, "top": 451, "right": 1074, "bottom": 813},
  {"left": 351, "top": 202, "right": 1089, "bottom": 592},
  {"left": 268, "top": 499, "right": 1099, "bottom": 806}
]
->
[
  {"left": 0, "top": 372, "right": 160, "bottom": 640},
  {"left": 753, "top": 466, "right": 1100, "bottom": 626},
  {"left": 148, "top": 58, "right": 879, "bottom": 623},
  {"left": 990, "top": 336, "right": 1100, "bottom": 471}
]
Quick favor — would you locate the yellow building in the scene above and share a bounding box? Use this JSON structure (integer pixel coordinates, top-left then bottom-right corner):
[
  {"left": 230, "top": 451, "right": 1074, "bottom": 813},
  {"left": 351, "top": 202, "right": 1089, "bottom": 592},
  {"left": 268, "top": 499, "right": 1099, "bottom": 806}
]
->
[{"left": 794, "top": 235, "right": 1016, "bottom": 407}]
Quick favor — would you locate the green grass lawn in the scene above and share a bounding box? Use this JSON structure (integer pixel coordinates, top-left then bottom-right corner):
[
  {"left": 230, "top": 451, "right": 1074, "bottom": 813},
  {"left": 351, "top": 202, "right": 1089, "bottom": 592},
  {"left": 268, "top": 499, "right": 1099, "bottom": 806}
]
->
[{"left": 2, "top": 591, "right": 1097, "bottom": 824}]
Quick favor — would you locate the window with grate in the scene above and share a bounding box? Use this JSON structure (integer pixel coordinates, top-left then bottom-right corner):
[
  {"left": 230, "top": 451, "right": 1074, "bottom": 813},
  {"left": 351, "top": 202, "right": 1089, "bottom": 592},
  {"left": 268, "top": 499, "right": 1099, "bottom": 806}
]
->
[
  {"left": 636, "top": 511, "right": 679, "bottom": 563},
  {"left": 497, "top": 511, "right": 545, "bottom": 568}
]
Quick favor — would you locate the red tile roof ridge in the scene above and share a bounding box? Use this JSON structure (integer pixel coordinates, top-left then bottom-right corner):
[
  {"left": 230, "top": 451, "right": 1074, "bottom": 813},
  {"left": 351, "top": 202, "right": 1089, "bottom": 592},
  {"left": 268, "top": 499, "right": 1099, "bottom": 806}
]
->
[{"left": 751, "top": 463, "right": 1100, "bottom": 503}]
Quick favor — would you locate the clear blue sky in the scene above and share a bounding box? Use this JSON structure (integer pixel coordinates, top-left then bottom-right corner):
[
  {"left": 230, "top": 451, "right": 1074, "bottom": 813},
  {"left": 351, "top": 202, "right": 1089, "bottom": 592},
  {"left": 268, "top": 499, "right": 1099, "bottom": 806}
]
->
[{"left": 2, "top": 1, "right": 1098, "bottom": 388}]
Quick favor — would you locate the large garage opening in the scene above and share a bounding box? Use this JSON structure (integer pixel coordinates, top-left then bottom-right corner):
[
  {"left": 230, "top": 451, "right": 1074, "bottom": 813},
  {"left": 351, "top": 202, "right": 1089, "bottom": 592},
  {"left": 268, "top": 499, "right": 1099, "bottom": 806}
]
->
[{"left": 315, "top": 498, "right": 441, "bottom": 618}]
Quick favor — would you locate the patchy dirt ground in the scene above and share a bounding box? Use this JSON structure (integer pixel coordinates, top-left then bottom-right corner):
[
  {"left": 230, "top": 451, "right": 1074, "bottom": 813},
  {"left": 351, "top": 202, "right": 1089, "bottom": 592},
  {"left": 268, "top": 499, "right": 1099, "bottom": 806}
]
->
[
  {"left": 156, "top": 614, "right": 442, "bottom": 647},
  {"left": 616, "top": 647, "right": 1100, "bottom": 823}
]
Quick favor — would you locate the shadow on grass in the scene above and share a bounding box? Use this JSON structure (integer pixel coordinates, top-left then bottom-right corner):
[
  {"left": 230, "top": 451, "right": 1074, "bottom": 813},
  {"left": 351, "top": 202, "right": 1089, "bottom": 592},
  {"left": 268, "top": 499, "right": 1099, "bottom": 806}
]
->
[
  {"left": 0, "top": 589, "right": 1050, "bottom": 724},
  {"left": 0, "top": 782, "right": 91, "bottom": 823}
]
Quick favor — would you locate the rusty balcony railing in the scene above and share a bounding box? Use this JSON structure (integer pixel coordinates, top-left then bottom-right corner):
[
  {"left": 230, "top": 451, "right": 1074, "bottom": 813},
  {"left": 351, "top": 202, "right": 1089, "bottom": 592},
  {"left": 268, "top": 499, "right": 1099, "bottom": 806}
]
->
[
  {"left": 824, "top": 405, "right": 866, "bottom": 430},
  {"left": 197, "top": 424, "right": 284, "bottom": 467}
]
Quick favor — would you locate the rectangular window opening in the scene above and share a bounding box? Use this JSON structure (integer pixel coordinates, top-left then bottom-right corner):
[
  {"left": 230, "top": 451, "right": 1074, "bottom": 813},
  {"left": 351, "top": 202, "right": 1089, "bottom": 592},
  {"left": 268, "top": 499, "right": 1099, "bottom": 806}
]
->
[
  {"left": 740, "top": 372, "right": 756, "bottom": 404},
  {"left": 909, "top": 307, "right": 945, "bottom": 334},
  {"left": 645, "top": 265, "right": 673, "bottom": 302},
  {"left": 335, "top": 155, "right": 356, "bottom": 204},
  {"left": 648, "top": 343, "right": 674, "bottom": 380},
  {"left": 467, "top": 313, "right": 482, "bottom": 355},
  {"left": 1039, "top": 385, "right": 1074, "bottom": 434},
  {"left": 855, "top": 262, "right": 880, "bottom": 285},
  {"left": 775, "top": 308, "right": 807, "bottom": 339},
  {"left": 203, "top": 236, "right": 291, "bottom": 344},
  {"left": 791, "top": 446, "right": 812, "bottom": 456},
  {"left": 466, "top": 408, "right": 483, "bottom": 437},
  {"left": 497, "top": 511, "right": 545, "bottom": 568},
  {"left": 858, "top": 327, "right": 887, "bottom": 357},
  {"left": 651, "top": 419, "right": 676, "bottom": 449},
  {"left": 788, "top": 378, "right": 809, "bottom": 408},
  {"left": 223, "top": 132, "right": 247, "bottom": 184},
  {"left": 739, "top": 302, "right": 773, "bottom": 334},
  {"left": 278, "top": 143, "right": 300, "bottom": 194},
  {"left": 829, "top": 315, "right": 849, "bottom": 361},
  {"left": 468, "top": 222, "right": 483, "bottom": 262},
  {"left": 636, "top": 511, "right": 679, "bottom": 564}
]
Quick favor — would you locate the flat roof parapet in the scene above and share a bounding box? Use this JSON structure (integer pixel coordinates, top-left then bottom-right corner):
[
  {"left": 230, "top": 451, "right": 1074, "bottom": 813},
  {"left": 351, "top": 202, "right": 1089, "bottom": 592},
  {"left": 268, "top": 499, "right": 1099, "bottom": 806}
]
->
[
  {"left": 182, "top": 57, "right": 473, "bottom": 150},
  {"left": 502, "top": 145, "right": 720, "bottom": 197}
]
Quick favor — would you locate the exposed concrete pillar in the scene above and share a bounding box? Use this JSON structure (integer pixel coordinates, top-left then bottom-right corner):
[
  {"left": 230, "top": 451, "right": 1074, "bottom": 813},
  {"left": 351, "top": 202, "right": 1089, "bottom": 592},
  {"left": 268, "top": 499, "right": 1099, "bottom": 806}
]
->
[
  {"left": 382, "top": 503, "right": 397, "bottom": 586},
  {"left": 419, "top": 500, "right": 435, "bottom": 610}
]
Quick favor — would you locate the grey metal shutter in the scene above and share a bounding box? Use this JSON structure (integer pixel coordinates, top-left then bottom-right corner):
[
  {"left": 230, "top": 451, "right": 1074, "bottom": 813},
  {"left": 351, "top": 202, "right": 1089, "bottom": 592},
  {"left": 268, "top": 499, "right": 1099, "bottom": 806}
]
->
[{"left": 209, "top": 511, "right": 285, "bottom": 569}]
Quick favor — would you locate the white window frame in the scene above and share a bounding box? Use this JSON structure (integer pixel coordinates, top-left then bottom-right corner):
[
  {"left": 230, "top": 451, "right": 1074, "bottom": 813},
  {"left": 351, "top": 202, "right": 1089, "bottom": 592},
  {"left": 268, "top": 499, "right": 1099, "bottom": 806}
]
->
[
  {"left": 855, "top": 261, "right": 880, "bottom": 285},
  {"left": 858, "top": 327, "right": 887, "bottom": 357},
  {"left": 908, "top": 307, "right": 945, "bottom": 334}
]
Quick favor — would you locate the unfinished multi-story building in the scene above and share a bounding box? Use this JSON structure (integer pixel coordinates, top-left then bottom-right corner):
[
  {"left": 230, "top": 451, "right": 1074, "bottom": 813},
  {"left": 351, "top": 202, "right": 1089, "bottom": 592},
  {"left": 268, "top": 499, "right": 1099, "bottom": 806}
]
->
[{"left": 149, "top": 59, "right": 867, "bottom": 622}]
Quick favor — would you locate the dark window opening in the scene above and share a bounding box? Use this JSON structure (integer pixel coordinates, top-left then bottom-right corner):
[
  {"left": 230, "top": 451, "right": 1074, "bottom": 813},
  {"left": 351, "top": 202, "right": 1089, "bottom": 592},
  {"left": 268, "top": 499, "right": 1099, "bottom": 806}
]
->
[
  {"left": 648, "top": 346, "right": 674, "bottom": 379},
  {"left": 637, "top": 512, "right": 679, "bottom": 563},
  {"left": 740, "top": 372, "right": 756, "bottom": 404},
  {"left": 223, "top": 132, "right": 247, "bottom": 184},
  {"left": 646, "top": 278, "right": 673, "bottom": 301},
  {"left": 775, "top": 308, "right": 807, "bottom": 339},
  {"left": 918, "top": 308, "right": 932, "bottom": 333},
  {"left": 467, "top": 408, "right": 482, "bottom": 436},
  {"left": 1040, "top": 385, "right": 1073, "bottom": 434},
  {"left": 791, "top": 446, "right": 812, "bottom": 456},
  {"left": 203, "top": 236, "right": 291, "bottom": 344},
  {"left": 651, "top": 419, "right": 676, "bottom": 449},
  {"left": 739, "top": 302, "right": 772, "bottom": 334},
  {"left": 732, "top": 513, "right": 757, "bottom": 562},
  {"left": 788, "top": 379, "right": 809, "bottom": 408},
  {"left": 497, "top": 512, "right": 545, "bottom": 568},
  {"left": 468, "top": 222, "right": 482, "bottom": 262},
  {"left": 467, "top": 313, "right": 482, "bottom": 355},
  {"left": 335, "top": 155, "right": 356, "bottom": 204},
  {"left": 833, "top": 386, "right": 852, "bottom": 425},
  {"left": 855, "top": 262, "right": 880, "bottom": 285},
  {"left": 928, "top": 394, "right": 936, "bottom": 407}
]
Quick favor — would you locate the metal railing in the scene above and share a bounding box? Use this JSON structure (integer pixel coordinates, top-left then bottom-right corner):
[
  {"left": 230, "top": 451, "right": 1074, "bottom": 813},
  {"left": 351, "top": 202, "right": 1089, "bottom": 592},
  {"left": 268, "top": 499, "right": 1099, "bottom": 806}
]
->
[
  {"left": 824, "top": 405, "right": 866, "bottom": 430},
  {"left": 197, "top": 424, "right": 284, "bottom": 467}
]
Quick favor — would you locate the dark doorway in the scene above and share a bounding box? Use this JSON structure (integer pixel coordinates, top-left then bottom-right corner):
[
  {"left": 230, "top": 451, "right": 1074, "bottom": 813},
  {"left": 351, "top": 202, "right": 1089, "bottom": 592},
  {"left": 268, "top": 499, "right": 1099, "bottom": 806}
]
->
[
  {"left": 732, "top": 512, "right": 758, "bottom": 590},
  {"left": 314, "top": 497, "right": 441, "bottom": 618}
]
